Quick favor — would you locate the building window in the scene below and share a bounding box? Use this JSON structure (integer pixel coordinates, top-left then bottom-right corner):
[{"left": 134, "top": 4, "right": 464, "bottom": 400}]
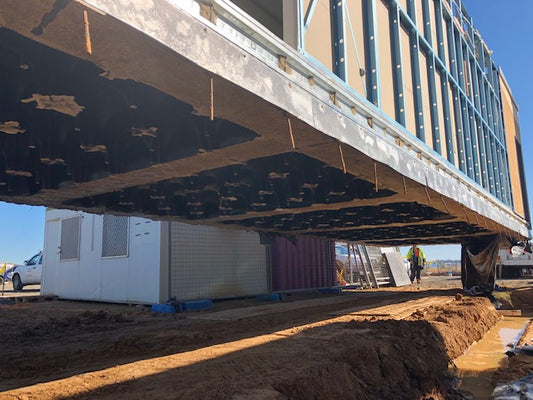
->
[
  {"left": 102, "top": 215, "right": 129, "bottom": 257},
  {"left": 60, "top": 216, "right": 80, "bottom": 261}
]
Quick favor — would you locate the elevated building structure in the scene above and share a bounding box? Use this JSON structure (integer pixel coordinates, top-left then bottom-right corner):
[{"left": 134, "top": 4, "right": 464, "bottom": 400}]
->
[{"left": 0, "top": 0, "right": 529, "bottom": 249}]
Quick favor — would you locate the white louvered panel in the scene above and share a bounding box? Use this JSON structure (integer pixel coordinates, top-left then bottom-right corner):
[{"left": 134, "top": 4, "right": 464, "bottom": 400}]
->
[{"left": 169, "top": 222, "right": 268, "bottom": 301}]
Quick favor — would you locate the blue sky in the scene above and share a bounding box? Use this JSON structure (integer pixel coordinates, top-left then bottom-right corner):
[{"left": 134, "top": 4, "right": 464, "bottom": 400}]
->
[{"left": 0, "top": 1, "right": 531, "bottom": 264}]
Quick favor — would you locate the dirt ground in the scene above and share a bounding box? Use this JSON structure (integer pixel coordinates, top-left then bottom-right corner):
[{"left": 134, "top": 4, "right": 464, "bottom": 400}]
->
[{"left": 0, "top": 276, "right": 532, "bottom": 400}]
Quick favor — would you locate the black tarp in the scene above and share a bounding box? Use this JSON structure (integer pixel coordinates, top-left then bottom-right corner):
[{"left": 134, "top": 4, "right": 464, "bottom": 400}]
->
[{"left": 461, "top": 235, "right": 501, "bottom": 295}]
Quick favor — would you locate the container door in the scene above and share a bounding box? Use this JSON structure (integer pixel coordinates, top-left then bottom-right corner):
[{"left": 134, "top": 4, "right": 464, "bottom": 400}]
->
[{"left": 41, "top": 217, "right": 61, "bottom": 294}]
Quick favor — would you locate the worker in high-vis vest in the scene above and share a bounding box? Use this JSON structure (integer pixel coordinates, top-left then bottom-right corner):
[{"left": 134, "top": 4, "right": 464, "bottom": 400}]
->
[{"left": 406, "top": 244, "right": 425, "bottom": 284}]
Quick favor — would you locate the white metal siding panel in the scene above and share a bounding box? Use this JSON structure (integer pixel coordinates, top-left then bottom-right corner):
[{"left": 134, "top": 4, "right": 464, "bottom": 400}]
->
[
  {"left": 170, "top": 222, "right": 268, "bottom": 301},
  {"left": 78, "top": 214, "right": 101, "bottom": 300},
  {"left": 43, "top": 210, "right": 161, "bottom": 304},
  {"left": 126, "top": 218, "right": 161, "bottom": 303}
]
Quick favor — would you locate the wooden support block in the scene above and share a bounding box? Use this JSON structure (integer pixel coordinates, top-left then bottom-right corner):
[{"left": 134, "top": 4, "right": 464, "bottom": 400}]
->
[
  {"left": 278, "top": 55, "right": 292, "bottom": 74},
  {"left": 199, "top": 3, "right": 217, "bottom": 23},
  {"left": 329, "top": 92, "right": 339, "bottom": 107},
  {"left": 497, "top": 310, "right": 522, "bottom": 316}
]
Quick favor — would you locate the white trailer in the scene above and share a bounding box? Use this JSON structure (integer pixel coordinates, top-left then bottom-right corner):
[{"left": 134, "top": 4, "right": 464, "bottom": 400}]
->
[{"left": 42, "top": 209, "right": 269, "bottom": 304}]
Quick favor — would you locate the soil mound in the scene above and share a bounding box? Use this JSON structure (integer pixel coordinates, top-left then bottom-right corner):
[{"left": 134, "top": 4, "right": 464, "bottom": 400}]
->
[{"left": 0, "top": 291, "right": 500, "bottom": 400}]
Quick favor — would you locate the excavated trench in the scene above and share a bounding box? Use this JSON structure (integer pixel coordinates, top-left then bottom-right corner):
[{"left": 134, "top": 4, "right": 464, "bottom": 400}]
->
[{"left": 454, "top": 316, "right": 531, "bottom": 399}]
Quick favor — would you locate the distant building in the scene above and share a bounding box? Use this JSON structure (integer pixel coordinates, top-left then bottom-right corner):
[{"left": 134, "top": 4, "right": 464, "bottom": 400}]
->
[{"left": 498, "top": 249, "right": 533, "bottom": 278}]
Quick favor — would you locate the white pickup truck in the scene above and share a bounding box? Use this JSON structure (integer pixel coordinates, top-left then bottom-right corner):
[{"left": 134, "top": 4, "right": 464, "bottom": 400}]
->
[{"left": 11, "top": 251, "right": 43, "bottom": 291}]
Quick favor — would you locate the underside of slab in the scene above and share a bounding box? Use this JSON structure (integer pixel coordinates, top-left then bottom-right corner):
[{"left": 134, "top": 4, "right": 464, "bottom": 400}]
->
[{"left": 0, "top": 0, "right": 529, "bottom": 245}]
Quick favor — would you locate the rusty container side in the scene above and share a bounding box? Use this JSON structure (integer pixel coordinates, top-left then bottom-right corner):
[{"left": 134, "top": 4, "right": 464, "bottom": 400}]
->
[{"left": 271, "top": 236, "right": 336, "bottom": 292}]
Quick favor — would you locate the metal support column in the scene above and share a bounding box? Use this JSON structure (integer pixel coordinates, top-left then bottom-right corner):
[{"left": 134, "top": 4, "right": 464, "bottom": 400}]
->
[
  {"left": 471, "top": 60, "right": 481, "bottom": 111},
  {"left": 486, "top": 89, "right": 496, "bottom": 139},
  {"left": 497, "top": 144, "right": 507, "bottom": 203},
  {"left": 389, "top": 2, "right": 406, "bottom": 127},
  {"left": 501, "top": 151, "right": 513, "bottom": 207},
  {"left": 441, "top": 75, "right": 456, "bottom": 164},
  {"left": 475, "top": 118, "right": 489, "bottom": 190},
  {"left": 363, "top": 0, "right": 380, "bottom": 107},
  {"left": 421, "top": 0, "right": 432, "bottom": 46},
  {"left": 410, "top": 33, "right": 426, "bottom": 141},
  {"left": 427, "top": 55, "right": 442, "bottom": 154},
  {"left": 434, "top": 0, "right": 446, "bottom": 66},
  {"left": 331, "top": 0, "right": 347, "bottom": 81},
  {"left": 489, "top": 135, "right": 502, "bottom": 199},
  {"left": 454, "top": 31, "right": 466, "bottom": 97},
  {"left": 406, "top": 0, "right": 415, "bottom": 18},
  {"left": 452, "top": 88, "right": 467, "bottom": 174},
  {"left": 484, "top": 128, "right": 497, "bottom": 196},
  {"left": 467, "top": 105, "right": 481, "bottom": 184},
  {"left": 446, "top": 19, "right": 459, "bottom": 80},
  {"left": 460, "top": 98, "right": 475, "bottom": 180}
]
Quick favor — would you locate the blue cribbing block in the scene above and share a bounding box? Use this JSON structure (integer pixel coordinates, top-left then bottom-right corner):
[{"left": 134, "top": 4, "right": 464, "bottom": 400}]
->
[
  {"left": 178, "top": 299, "right": 213, "bottom": 313},
  {"left": 256, "top": 293, "right": 283, "bottom": 302},
  {"left": 151, "top": 304, "right": 176, "bottom": 314},
  {"left": 318, "top": 288, "right": 343, "bottom": 295}
]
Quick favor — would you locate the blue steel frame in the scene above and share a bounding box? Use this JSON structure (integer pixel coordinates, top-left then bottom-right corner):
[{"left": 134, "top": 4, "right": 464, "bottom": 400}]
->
[
  {"left": 388, "top": 2, "right": 406, "bottom": 127},
  {"left": 298, "top": 0, "right": 513, "bottom": 207},
  {"left": 331, "top": 0, "right": 347, "bottom": 81},
  {"left": 363, "top": 0, "right": 380, "bottom": 107},
  {"left": 403, "top": 2, "right": 426, "bottom": 143}
]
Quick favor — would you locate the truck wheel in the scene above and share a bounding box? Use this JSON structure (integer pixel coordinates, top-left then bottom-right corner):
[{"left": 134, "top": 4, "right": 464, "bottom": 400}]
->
[{"left": 12, "top": 274, "right": 23, "bottom": 291}]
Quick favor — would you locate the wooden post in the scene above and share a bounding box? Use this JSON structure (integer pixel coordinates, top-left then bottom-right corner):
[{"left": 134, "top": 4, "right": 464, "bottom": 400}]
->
[{"left": 84, "top": 10, "right": 93, "bottom": 55}]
